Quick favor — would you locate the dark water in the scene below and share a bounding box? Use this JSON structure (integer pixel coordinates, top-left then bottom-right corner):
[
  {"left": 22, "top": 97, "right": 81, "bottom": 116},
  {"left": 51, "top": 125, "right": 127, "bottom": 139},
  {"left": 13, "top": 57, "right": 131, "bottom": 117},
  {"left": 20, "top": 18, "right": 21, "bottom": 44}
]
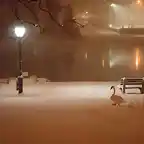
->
[{"left": 0, "top": 40, "right": 144, "bottom": 81}]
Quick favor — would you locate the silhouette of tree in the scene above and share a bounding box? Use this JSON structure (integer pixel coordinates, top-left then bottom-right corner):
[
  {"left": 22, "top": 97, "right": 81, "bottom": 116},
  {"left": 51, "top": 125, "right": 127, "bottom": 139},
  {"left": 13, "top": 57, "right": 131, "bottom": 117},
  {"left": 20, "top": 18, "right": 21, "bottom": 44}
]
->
[{"left": 0, "top": 0, "right": 83, "bottom": 42}]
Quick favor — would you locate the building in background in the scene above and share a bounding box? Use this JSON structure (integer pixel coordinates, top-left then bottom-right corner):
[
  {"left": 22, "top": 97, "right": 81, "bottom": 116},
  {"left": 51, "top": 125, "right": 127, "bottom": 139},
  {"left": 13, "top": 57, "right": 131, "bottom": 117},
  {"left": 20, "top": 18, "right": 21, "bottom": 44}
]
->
[{"left": 108, "top": 0, "right": 144, "bottom": 28}]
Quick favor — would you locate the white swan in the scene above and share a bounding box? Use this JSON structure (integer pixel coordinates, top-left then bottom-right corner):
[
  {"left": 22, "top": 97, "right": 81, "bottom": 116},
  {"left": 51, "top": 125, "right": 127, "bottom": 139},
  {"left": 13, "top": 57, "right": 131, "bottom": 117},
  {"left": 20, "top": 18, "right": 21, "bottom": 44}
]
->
[{"left": 110, "top": 86, "right": 125, "bottom": 106}]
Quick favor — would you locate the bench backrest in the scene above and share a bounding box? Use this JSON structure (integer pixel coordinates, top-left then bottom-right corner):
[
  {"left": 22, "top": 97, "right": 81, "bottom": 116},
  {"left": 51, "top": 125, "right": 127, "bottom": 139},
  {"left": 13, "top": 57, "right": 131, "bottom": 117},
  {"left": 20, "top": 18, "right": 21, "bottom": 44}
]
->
[
  {"left": 120, "top": 78, "right": 143, "bottom": 85},
  {"left": 0, "top": 79, "right": 9, "bottom": 84}
]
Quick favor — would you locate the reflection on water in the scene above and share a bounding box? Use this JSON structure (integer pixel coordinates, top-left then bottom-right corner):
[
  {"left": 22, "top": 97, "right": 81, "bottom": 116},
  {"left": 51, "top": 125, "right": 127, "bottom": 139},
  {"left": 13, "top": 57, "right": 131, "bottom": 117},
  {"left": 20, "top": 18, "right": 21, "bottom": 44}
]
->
[
  {"left": 101, "top": 44, "right": 144, "bottom": 80},
  {"left": 84, "top": 52, "right": 88, "bottom": 59},
  {"left": 0, "top": 41, "right": 144, "bottom": 81},
  {"left": 102, "top": 59, "right": 105, "bottom": 68},
  {"left": 103, "top": 44, "right": 144, "bottom": 79},
  {"left": 135, "top": 48, "right": 140, "bottom": 70},
  {"left": 108, "top": 46, "right": 142, "bottom": 70}
]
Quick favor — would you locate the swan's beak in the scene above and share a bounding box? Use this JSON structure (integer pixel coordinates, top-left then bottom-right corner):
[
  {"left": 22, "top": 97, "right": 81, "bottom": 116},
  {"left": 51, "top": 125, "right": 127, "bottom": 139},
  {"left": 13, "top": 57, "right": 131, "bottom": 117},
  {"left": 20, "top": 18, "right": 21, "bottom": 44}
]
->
[{"left": 110, "top": 86, "right": 114, "bottom": 90}]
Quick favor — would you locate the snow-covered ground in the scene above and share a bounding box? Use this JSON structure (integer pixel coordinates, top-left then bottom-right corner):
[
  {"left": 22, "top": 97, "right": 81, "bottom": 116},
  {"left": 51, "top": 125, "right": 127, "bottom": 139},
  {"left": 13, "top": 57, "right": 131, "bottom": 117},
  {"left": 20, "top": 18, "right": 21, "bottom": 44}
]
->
[
  {"left": 0, "top": 81, "right": 144, "bottom": 144},
  {"left": 0, "top": 81, "right": 143, "bottom": 106}
]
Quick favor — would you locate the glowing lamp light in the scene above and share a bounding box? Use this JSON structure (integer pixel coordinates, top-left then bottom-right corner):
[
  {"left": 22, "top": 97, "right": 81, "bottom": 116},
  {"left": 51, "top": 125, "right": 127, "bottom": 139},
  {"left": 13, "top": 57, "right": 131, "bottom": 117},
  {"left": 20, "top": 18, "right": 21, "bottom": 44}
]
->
[
  {"left": 110, "top": 3, "right": 116, "bottom": 7},
  {"left": 137, "top": 0, "right": 140, "bottom": 4},
  {"left": 136, "top": 0, "right": 142, "bottom": 6},
  {"left": 14, "top": 25, "right": 26, "bottom": 38},
  {"left": 109, "top": 24, "right": 112, "bottom": 28}
]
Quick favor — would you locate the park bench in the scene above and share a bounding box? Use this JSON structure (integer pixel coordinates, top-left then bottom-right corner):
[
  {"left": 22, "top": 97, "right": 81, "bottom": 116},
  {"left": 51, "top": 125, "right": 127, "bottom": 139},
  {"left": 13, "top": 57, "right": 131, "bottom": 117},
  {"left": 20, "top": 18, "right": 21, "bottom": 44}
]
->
[
  {"left": 0, "top": 79, "right": 9, "bottom": 84},
  {"left": 120, "top": 77, "right": 144, "bottom": 94}
]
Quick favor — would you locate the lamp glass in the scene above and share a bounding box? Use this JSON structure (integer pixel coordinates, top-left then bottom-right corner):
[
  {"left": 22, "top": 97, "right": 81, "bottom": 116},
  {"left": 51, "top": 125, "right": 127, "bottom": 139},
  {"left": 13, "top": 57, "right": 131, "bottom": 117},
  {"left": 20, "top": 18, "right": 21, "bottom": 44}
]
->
[{"left": 14, "top": 26, "right": 26, "bottom": 38}]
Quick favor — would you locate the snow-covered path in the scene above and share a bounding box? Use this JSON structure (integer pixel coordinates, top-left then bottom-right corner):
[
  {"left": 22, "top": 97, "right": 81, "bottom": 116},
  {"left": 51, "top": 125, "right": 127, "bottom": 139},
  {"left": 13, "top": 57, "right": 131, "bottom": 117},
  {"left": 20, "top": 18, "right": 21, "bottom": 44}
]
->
[{"left": 0, "top": 82, "right": 144, "bottom": 144}]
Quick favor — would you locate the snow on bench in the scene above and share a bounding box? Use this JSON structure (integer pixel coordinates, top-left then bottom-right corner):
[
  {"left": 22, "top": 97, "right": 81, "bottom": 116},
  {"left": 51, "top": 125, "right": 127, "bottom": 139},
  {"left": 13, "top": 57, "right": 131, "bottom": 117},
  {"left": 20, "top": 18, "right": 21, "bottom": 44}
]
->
[
  {"left": 120, "top": 77, "right": 144, "bottom": 94},
  {"left": 0, "top": 79, "right": 9, "bottom": 84}
]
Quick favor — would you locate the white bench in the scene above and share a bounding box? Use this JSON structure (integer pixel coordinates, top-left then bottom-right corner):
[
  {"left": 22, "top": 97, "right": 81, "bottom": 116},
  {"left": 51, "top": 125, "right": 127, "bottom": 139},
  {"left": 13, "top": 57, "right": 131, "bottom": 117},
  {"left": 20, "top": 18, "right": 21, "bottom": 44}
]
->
[
  {"left": 0, "top": 79, "right": 9, "bottom": 84},
  {"left": 120, "top": 77, "right": 144, "bottom": 94}
]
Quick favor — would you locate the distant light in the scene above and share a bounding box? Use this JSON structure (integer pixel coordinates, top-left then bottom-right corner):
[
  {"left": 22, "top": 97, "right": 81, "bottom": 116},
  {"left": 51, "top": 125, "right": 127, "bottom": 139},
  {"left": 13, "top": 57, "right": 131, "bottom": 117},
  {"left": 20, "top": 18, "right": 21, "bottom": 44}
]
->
[
  {"left": 124, "top": 25, "right": 129, "bottom": 28},
  {"left": 109, "top": 24, "right": 112, "bottom": 28},
  {"left": 82, "top": 11, "right": 89, "bottom": 19},
  {"left": 136, "top": 0, "right": 142, "bottom": 6},
  {"left": 109, "top": 60, "right": 114, "bottom": 68},
  {"left": 102, "top": 59, "right": 105, "bottom": 68},
  {"left": 14, "top": 25, "right": 26, "bottom": 38},
  {"left": 85, "top": 52, "right": 88, "bottom": 59},
  {"left": 110, "top": 3, "right": 116, "bottom": 7}
]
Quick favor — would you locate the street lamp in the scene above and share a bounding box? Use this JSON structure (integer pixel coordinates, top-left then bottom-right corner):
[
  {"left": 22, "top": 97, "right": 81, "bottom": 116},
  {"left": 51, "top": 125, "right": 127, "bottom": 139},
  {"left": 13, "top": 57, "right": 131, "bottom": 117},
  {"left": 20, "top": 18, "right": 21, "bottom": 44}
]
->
[
  {"left": 14, "top": 25, "right": 26, "bottom": 94},
  {"left": 14, "top": 26, "right": 26, "bottom": 38}
]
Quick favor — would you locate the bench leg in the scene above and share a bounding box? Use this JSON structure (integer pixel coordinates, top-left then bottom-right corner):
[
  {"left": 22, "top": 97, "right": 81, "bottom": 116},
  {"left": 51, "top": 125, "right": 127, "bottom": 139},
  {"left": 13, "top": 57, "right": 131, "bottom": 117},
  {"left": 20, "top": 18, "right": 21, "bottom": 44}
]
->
[
  {"left": 141, "top": 82, "right": 144, "bottom": 94},
  {"left": 138, "top": 88, "right": 142, "bottom": 94},
  {"left": 123, "top": 84, "right": 126, "bottom": 93}
]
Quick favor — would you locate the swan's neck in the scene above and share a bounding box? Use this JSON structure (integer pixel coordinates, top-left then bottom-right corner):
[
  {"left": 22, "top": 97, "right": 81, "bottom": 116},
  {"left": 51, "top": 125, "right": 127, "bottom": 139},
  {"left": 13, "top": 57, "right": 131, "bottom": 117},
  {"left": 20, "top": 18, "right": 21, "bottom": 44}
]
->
[{"left": 112, "top": 87, "right": 116, "bottom": 96}]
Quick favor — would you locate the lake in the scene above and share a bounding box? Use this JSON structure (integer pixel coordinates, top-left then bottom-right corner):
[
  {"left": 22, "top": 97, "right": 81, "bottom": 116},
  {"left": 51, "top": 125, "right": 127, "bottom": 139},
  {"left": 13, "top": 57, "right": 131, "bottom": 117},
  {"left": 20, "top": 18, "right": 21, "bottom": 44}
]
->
[{"left": 0, "top": 38, "right": 144, "bottom": 81}]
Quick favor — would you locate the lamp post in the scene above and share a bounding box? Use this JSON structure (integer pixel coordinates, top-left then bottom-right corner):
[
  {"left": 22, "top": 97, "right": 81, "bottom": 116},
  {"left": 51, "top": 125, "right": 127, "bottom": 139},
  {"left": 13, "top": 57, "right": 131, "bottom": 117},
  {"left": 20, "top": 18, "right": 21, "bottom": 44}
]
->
[{"left": 14, "top": 25, "right": 26, "bottom": 94}]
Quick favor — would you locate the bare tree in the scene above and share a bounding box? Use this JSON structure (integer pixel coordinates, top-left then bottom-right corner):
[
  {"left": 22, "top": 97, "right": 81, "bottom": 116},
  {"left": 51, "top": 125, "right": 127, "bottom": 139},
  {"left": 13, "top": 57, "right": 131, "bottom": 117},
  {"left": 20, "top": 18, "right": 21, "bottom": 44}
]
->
[{"left": 0, "top": 0, "right": 83, "bottom": 42}]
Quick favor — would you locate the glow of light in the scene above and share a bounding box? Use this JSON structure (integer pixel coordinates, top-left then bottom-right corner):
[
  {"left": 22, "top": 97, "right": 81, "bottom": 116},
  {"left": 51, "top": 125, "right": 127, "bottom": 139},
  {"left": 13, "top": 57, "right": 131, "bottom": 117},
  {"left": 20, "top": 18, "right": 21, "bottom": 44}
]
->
[
  {"left": 135, "top": 48, "right": 140, "bottom": 70},
  {"left": 109, "top": 60, "right": 114, "bottom": 68},
  {"left": 85, "top": 52, "right": 87, "bottom": 59},
  {"left": 102, "top": 59, "right": 105, "bottom": 68},
  {"left": 14, "top": 25, "right": 26, "bottom": 38},
  {"left": 109, "top": 24, "right": 112, "bottom": 28},
  {"left": 110, "top": 3, "right": 116, "bottom": 7},
  {"left": 82, "top": 11, "right": 89, "bottom": 19},
  {"left": 136, "top": 0, "right": 142, "bottom": 6},
  {"left": 124, "top": 25, "right": 129, "bottom": 28}
]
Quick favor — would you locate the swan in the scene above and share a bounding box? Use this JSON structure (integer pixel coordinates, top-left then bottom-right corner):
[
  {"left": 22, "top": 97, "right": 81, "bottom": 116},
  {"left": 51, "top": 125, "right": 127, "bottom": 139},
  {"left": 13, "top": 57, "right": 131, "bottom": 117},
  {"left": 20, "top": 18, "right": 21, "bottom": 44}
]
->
[{"left": 110, "top": 86, "right": 125, "bottom": 106}]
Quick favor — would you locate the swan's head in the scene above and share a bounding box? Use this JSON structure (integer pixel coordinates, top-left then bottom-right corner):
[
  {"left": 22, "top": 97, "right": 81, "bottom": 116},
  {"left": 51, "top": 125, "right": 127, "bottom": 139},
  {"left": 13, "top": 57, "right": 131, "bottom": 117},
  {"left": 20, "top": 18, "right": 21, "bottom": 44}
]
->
[{"left": 110, "top": 86, "right": 115, "bottom": 90}]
